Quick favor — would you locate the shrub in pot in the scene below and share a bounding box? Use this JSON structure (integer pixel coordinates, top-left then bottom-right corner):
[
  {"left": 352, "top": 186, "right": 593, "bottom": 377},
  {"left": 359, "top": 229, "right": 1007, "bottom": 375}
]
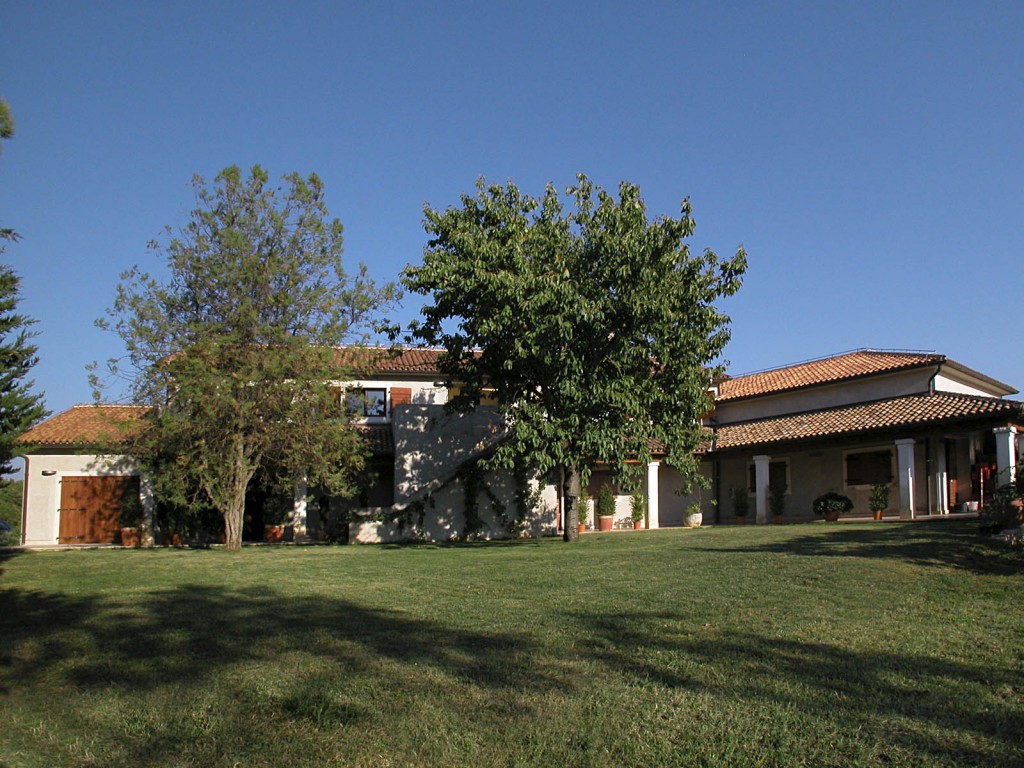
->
[
  {"left": 869, "top": 483, "right": 890, "bottom": 521},
  {"left": 596, "top": 484, "right": 616, "bottom": 532},
  {"left": 768, "top": 478, "right": 787, "bottom": 523},
  {"left": 813, "top": 491, "right": 853, "bottom": 522},
  {"left": 731, "top": 485, "right": 749, "bottom": 524},
  {"left": 684, "top": 502, "right": 702, "bottom": 528},
  {"left": 119, "top": 493, "right": 143, "bottom": 548},
  {"left": 577, "top": 491, "right": 590, "bottom": 533},
  {"left": 630, "top": 493, "right": 646, "bottom": 530}
]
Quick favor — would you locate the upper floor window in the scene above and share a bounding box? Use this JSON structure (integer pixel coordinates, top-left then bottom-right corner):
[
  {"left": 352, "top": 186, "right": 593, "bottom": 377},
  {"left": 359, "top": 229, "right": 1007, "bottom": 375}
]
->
[{"left": 346, "top": 388, "right": 386, "bottom": 417}]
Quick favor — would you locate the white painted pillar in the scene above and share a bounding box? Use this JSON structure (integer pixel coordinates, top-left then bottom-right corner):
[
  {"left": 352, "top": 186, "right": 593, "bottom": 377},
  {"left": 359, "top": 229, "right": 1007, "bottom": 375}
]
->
[
  {"left": 933, "top": 442, "right": 948, "bottom": 515},
  {"left": 994, "top": 426, "right": 1018, "bottom": 488},
  {"left": 140, "top": 474, "right": 156, "bottom": 547},
  {"left": 292, "top": 477, "right": 308, "bottom": 536},
  {"left": 895, "top": 439, "right": 916, "bottom": 519},
  {"left": 753, "top": 454, "right": 771, "bottom": 525},
  {"left": 646, "top": 461, "right": 660, "bottom": 529}
]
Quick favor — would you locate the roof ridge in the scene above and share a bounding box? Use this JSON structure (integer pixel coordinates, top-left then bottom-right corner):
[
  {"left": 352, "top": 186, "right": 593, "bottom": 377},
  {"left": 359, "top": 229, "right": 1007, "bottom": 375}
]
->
[{"left": 730, "top": 348, "right": 940, "bottom": 380}]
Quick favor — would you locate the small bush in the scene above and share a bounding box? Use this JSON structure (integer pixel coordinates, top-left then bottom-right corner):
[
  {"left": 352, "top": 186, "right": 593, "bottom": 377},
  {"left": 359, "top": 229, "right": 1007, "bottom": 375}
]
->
[
  {"left": 813, "top": 491, "right": 854, "bottom": 517},
  {"left": 869, "top": 483, "right": 890, "bottom": 513},
  {"left": 768, "top": 479, "right": 787, "bottom": 517},
  {"left": 730, "top": 486, "right": 749, "bottom": 519},
  {"left": 596, "top": 484, "right": 616, "bottom": 518},
  {"left": 630, "top": 493, "right": 646, "bottom": 523}
]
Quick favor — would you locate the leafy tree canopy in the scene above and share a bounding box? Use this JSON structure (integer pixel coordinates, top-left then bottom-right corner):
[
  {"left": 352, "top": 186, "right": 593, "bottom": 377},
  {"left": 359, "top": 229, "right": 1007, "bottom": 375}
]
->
[
  {"left": 403, "top": 175, "right": 745, "bottom": 539},
  {"left": 97, "top": 165, "right": 397, "bottom": 549}
]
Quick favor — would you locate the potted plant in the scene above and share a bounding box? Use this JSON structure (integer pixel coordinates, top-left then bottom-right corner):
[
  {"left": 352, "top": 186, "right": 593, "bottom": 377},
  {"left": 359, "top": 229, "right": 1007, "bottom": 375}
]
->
[
  {"left": 684, "top": 502, "right": 702, "bottom": 528},
  {"left": 596, "top": 484, "right": 616, "bottom": 532},
  {"left": 577, "top": 491, "right": 590, "bottom": 533},
  {"left": 119, "top": 492, "right": 143, "bottom": 548},
  {"left": 869, "top": 483, "right": 890, "bottom": 521},
  {"left": 630, "top": 493, "right": 646, "bottom": 530},
  {"left": 731, "top": 485, "right": 749, "bottom": 525},
  {"left": 813, "top": 491, "right": 853, "bottom": 522},
  {"left": 768, "top": 478, "right": 787, "bottom": 523}
]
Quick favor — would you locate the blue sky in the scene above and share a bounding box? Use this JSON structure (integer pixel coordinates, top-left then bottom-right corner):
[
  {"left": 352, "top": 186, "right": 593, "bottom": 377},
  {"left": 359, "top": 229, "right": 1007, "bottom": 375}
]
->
[{"left": 3, "top": 1, "right": 1023, "bottom": 417}]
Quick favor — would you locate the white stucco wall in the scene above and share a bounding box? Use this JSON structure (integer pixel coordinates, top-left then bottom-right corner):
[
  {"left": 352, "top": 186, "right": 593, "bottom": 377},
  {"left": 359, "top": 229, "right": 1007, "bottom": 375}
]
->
[
  {"left": 931, "top": 373, "right": 1002, "bottom": 398},
  {"left": 21, "top": 452, "right": 151, "bottom": 546},
  {"left": 350, "top": 470, "right": 558, "bottom": 543},
  {"left": 657, "top": 464, "right": 713, "bottom": 526},
  {"left": 716, "top": 369, "right": 934, "bottom": 424},
  {"left": 392, "top": 404, "right": 507, "bottom": 502}
]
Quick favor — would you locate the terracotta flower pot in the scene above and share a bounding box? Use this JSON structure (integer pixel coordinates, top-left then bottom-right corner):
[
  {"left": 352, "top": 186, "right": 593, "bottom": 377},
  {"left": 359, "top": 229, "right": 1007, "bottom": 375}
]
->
[
  {"left": 872, "top": 510, "right": 884, "bottom": 521},
  {"left": 823, "top": 511, "right": 839, "bottom": 522},
  {"left": 120, "top": 527, "right": 140, "bottom": 548},
  {"left": 633, "top": 520, "right": 643, "bottom": 530},
  {"left": 264, "top": 524, "right": 285, "bottom": 543},
  {"left": 578, "top": 523, "right": 586, "bottom": 533},
  {"left": 598, "top": 515, "right": 614, "bottom": 532},
  {"left": 735, "top": 516, "right": 747, "bottom": 525}
]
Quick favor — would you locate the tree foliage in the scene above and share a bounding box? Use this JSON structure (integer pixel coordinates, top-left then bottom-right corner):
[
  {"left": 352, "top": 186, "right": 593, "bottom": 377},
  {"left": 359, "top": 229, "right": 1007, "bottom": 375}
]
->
[
  {"left": 0, "top": 96, "right": 47, "bottom": 479},
  {"left": 0, "top": 265, "right": 48, "bottom": 478},
  {"left": 97, "top": 165, "right": 397, "bottom": 549},
  {"left": 403, "top": 175, "right": 745, "bottom": 540}
]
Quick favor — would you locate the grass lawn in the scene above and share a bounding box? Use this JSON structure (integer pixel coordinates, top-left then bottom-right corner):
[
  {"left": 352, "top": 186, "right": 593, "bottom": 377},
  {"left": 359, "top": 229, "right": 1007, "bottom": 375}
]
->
[{"left": 1, "top": 521, "right": 1022, "bottom": 767}]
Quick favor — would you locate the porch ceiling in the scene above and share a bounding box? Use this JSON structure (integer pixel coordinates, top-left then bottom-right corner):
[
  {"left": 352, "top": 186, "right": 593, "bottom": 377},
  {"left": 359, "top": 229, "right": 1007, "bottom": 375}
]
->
[{"left": 711, "top": 393, "right": 1024, "bottom": 452}]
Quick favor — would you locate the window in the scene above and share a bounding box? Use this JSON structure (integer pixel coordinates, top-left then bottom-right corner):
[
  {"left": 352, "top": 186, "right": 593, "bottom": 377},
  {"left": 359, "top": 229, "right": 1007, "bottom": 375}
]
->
[
  {"left": 844, "top": 449, "right": 893, "bottom": 487},
  {"left": 748, "top": 460, "right": 789, "bottom": 494},
  {"left": 346, "top": 388, "right": 387, "bottom": 417}
]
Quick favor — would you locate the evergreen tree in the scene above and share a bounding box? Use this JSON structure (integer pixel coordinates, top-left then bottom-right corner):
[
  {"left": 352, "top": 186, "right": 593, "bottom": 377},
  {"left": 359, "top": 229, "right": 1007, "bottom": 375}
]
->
[{"left": 0, "top": 263, "right": 49, "bottom": 476}]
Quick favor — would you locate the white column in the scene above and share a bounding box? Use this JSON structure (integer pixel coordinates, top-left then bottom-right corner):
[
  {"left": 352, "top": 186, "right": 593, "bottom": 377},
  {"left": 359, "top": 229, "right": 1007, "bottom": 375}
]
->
[
  {"left": 292, "top": 477, "right": 308, "bottom": 537},
  {"left": 934, "top": 442, "right": 948, "bottom": 515},
  {"left": 994, "top": 426, "right": 1018, "bottom": 488},
  {"left": 753, "top": 455, "right": 770, "bottom": 525},
  {"left": 140, "top": 474, "right": 156, "bottom": 547},
  {"left": 895, "top": 439, "right": 916, "bottom": 519},
  {"left": 646, "top": 461, "right": 660, "bottom": 529}
]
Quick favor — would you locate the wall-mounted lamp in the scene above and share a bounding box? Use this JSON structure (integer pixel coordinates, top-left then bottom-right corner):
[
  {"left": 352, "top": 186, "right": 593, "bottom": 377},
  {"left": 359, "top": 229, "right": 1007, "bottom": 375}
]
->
[{"left": 41, "top": 470, "right": 57, "bottom": 476}]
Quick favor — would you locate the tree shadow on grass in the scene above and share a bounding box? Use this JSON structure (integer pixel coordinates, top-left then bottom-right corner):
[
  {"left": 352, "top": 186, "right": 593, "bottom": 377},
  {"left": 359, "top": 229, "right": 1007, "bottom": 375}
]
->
[
  {"left": 0, "top": 582, "right": 567, "bottom": 766},
  {"left": 695, "top": 521, "right": 1023, "bottom": 576},
  {"left": 577, "top": 608, "right": 1024, "bottom": 766}
]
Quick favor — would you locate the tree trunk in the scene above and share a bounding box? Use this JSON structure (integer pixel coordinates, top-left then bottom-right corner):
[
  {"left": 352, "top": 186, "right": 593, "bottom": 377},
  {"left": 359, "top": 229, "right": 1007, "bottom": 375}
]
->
[
  {"left": 563, "top": 466, "right": 581, "bottom": 542},
  {"left": 223, "top": 495, "right": 245, "bottom": 551},
  {"left": 221, "top": 436, "right": 255, "bottom": 551}
]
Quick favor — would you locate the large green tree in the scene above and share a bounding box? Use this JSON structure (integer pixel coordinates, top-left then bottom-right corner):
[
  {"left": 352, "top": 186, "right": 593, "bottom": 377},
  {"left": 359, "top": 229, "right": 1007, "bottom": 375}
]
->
[
  {"left": 98, "top": 165, "right": 397, "bottom": 550},
  {"left": 0, "top": 97, "right": 48, "bottom": 480},
  {"left": 403, "top": 175, "right": 745, "bottom": 541},
  {"left": 0, "top": 264, "right": 49, "bottom": 477}
]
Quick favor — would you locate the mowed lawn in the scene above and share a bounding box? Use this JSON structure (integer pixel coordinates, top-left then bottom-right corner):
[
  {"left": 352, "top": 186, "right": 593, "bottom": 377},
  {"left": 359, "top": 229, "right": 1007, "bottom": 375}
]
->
[{"left": 1, "top": 522, "right": 1022, "bottom": 767}]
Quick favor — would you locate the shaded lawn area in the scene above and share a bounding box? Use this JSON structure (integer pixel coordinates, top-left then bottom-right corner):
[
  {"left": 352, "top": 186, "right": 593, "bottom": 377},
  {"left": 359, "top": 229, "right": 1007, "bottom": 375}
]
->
[{"left": 1, "top": 521, "right": 1022, "bottom": 767}]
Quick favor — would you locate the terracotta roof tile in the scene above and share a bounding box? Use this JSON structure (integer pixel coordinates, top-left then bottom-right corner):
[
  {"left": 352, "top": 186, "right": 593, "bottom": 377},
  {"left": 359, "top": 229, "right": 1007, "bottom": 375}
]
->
[
  {"left": 357, "top": 425, "right": 394, "bottom": 456},
  {"left": 17, "top": 405, "right": 150, "bottom": 447},
  {"left": 712, "top": 393, "right": 1024, "bottom": 451},
  {"left": 717, "top": 350, "right": 945, "bottom": 401},
  {"left": 330, "top": 347, "right": 444, "bottom": 376}
]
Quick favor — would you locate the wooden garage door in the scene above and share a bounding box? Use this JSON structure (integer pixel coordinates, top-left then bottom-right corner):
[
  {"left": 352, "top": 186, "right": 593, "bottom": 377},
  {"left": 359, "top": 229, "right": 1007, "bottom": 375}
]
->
[{"left": 58, "top": 476, "right": 140, "bottom": 544}]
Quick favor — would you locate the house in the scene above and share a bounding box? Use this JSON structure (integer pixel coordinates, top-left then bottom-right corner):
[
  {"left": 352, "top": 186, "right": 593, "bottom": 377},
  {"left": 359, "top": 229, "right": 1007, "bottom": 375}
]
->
[
  {"left": 15, "top": 347, "right": 1024, "bottom": 546},
  {"left": 703, "top": 350, "right": 1024, "bottom": 523}
]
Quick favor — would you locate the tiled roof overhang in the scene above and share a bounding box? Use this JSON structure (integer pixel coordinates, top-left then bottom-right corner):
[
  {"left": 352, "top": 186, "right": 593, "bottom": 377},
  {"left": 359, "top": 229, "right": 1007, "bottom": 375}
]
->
[
  {"left": 708, "top": 393, "right": 1024, "bottom": 453},
  {"left": 16, "top": 405, "right": 150, "bottom": 447},
  {"left": 331, "top": 347, "right": 444, "bottom": 376},
  {"left": 357, "top": 425, "right": 394, "bottom": 456},
  {"left": 717, "top": 350, "right": 947, "bottom": 402}
]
